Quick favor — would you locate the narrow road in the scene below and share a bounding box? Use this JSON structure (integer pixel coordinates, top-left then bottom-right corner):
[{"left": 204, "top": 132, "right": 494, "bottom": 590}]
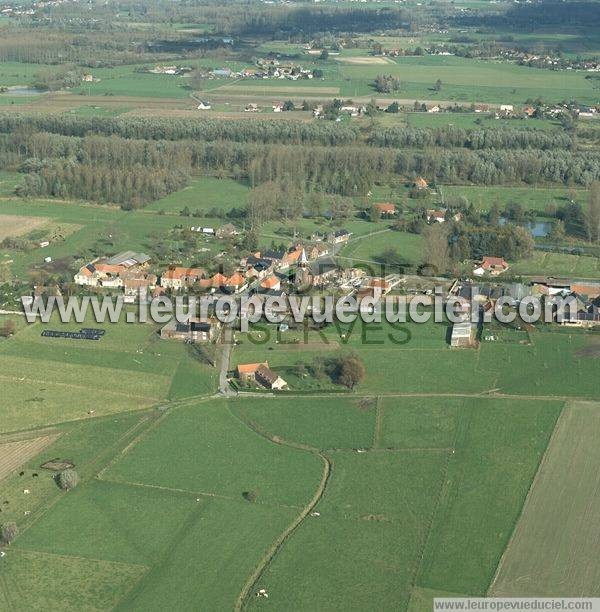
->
[{"left": 218, "top": 326, "right": 236, "bottom": 396}]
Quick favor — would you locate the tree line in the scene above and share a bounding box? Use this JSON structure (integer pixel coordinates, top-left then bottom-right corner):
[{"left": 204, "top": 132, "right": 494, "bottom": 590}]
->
[{"left": 0, "top": 115, "right": 579, "bottom": 153}]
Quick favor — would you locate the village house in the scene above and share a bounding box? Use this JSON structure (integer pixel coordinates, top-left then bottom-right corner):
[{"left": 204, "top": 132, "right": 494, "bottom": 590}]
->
[
  {"left": 473, "top": 256, "right": 510, "bottom": 277},
  {"left": 261, "top": 249, "right": 286, "bottom": 266},
  {"left": 327, "top": 229, "right": 351, "bottom": 244},
  {"left": 244, "top": 254, "right": 274, "bottom": 279},
  {"left": 237, "top": 362, "right": 268, "bottom": 383},
  {"left": 259, "top": 275, "right": 281, "bottom": 292},
  {"left": 374, "top": 202, "right": 397, "bottom": 216},
  {"left": 368, "top": 277, "right": 392, "bottom": 297},
  {"left": 414, "top": 177, "right": 429, "bottom": 190},
  {"left": 426, "top": 209, "right": 446, "bottom": 223},
  {"left": 244, "top": 103, "right": 259, "bottom": 112},
  {"left": 160, "top": 267, "right": 206, "bottom": 290},
  {"left": 216, "top": 223, "right": 240, "bottom": 239},
  {"left": 255, "top": 364, "right": 288, "bottom": 390},
  {"left": 236, "top": 362, "right": 287, "bottom": 390},
  {"left": 298, "top": 257, "right": 338, "bottom": 288},
  {"left": 123, "top": 273, "right": 157, "bottom": 298},
  {"left": 197, "top": 101, "right": 212, "bottom": 110},
  {"left": 223, "top": 272, "right": 248, "bottom": 294},
  {"left": 305, "top": 243, "right": 330, "bottom": 260}
]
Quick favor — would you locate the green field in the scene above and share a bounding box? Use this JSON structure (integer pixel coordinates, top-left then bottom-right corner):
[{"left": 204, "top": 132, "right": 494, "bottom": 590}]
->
[
  {"left": 146, "top": 176, "right": 249, "bottom": 213},
  {"left": 442, "top": 185, "right": 588, "bottom": 213},
  {"left": 405, "top": 113, "right": 561, "bottom": 131},
  {"left": 237, "top": 396, "right": 562, "bottom": 609},
  {"left": 339, "top": 229, "right": 423, "bottom": 269},
  {"left": 510, "top": 250, "right": 600, "bottom": 278},
  {"left": 103, "top": 401, "right": 324, "bottom": 507},
  {"left": 0, "top": 312, "right": 215, "bottom": 433},
  {"left": 490, "top": 401, "right": 600, "bottom": 597}
]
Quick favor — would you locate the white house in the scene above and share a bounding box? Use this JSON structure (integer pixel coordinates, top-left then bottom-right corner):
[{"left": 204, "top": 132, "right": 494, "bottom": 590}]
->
[{"left": 197, "top": 101, "right": 212, "bottom": 110}]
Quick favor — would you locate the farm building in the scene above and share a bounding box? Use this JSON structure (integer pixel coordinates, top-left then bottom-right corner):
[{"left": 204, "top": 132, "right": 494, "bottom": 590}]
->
[
  {"left": 160, "top": 317, "right": 220, "bottom": 343},
  {"left": 255, "top": 364, "right": 288, "bottom": 390},
  {"left": 450, "top": 321, "right": 474, "bottom": 347},
  {"left": 236, "top": 362, "right": 287, "bottom": 389},
  {"left": 473, "top": 257, "right": 509, "bottom": 277}
]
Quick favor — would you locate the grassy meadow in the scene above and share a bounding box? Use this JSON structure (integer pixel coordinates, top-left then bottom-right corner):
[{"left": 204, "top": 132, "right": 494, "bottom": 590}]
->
[{"left": 0, "top": 310, "right": 215, "bottom": 433}]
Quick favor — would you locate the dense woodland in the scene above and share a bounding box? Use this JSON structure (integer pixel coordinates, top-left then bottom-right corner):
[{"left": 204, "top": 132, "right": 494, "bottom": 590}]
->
[{"left": 1, "top": 115, "right": 598, "bottom": 207}]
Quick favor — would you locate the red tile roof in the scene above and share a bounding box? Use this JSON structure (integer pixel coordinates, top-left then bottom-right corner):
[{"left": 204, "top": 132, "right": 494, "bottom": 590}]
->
[{"left": 237, "top": 362, "right": 268, "bottom": 375}]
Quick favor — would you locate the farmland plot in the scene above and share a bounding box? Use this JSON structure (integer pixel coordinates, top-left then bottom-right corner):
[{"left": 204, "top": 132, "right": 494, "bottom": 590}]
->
[{"left": 490, "top": 402, "right": 600, "bottom": 597}]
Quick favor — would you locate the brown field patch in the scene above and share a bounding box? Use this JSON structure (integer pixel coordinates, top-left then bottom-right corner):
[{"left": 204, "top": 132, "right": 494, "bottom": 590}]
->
[
  {"left": 216, "top": 84, "right": 341, "bottom": 95},
  {"left": 0, "top": 215, "right": 48, "bottom": 241},
  {"left": 335, "top": 56, "right": 394, "bottom": 65},
  {"left": 0, "top": 434, "right": 60, "bottom": 482}
]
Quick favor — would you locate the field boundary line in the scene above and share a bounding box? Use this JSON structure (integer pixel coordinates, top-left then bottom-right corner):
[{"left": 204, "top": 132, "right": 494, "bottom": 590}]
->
[
  {"left": 0, "top": 373, "right": 163, "bottom": 403},
  {"left": 487, "top": 400, "right": 568, "bottom": 595},
  {"left": 229, "top": 405, "right": 332, "bottom": 610},
  {"left": 325, "top": 446, "right": 453, "bottom": 453},
  {"left": 9, "top": 546, "right": 149, "bottom": 570},
  {"left": 235, "top": 453, "right": 331, "bottom": 612},
  {"left": 373, "top": 396, "right": 383, "bottom": 448},
  {"left": 97, "top": 478, "right": 302, "bottom": 510}
]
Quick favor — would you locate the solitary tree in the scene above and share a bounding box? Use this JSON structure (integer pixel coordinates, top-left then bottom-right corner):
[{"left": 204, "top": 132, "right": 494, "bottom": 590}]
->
[
  {"left": 57, "top": 469, "right": 79, "bottom": 491},
  {"left": 1, "top": 522, "right": 18, "bottom": 545},
  {"left": 242, "top": 490, "right": 259, "bottom": 503},
  {"left": 338, "top": 355, "right": 366, "bottom": 390},
  {"left": 434, "top": 79, "right": 442, "bottom": 92}
]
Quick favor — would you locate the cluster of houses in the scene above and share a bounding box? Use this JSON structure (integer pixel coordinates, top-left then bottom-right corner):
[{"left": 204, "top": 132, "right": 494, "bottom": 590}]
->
[
  {"left": 73, "top": 251, "right": 157, "bottom": 297},
  {"left": 313, "top": 103, "right": 368, "bottom": 118},
  {"left": 72, "top": 228, "right": 352, "bottom": 303},
  {"left": 450, "top": 276, "right": 600, "bottom": 343},
  {"left": 193, "top": 59, "right": 317, "bottom": 82},
  {"left": 147, "top": 65, "right": 193, "bottom": 75}
]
